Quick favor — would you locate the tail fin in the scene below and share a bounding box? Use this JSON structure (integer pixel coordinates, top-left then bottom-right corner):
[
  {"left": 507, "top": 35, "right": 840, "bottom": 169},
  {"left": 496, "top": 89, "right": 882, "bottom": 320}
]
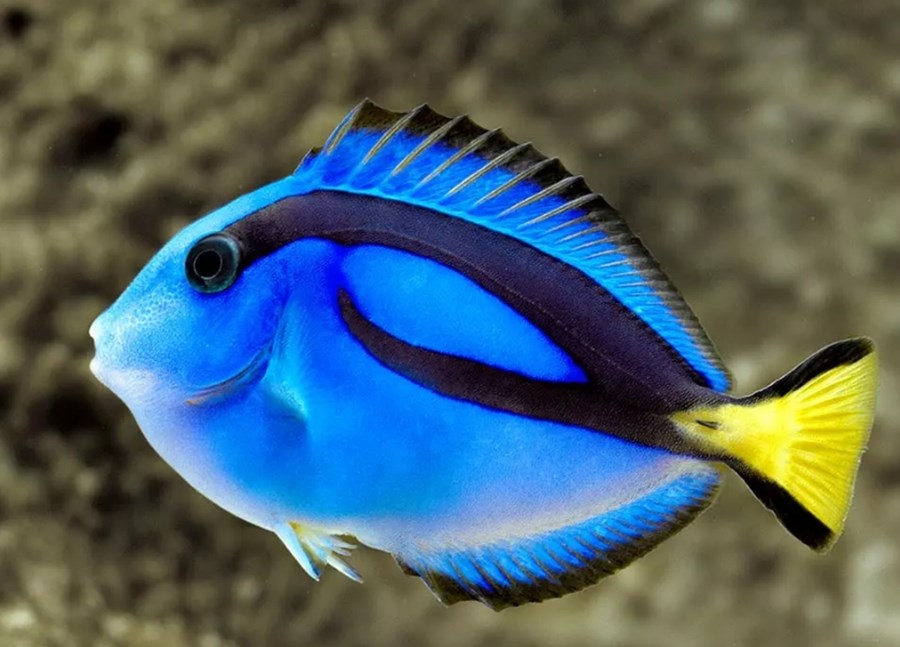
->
[{"left": 672, "top": 338, "right": 878, "bottom": 551}]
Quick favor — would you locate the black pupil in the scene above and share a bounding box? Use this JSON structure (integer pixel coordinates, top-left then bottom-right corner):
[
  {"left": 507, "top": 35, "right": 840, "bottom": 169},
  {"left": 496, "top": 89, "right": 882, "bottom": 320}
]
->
[
  {"left": 193, "top": 248, "right": 224, "bottom": 279},
  {"left": 186, "top": 233, "right": 242, "bottom": 293}
]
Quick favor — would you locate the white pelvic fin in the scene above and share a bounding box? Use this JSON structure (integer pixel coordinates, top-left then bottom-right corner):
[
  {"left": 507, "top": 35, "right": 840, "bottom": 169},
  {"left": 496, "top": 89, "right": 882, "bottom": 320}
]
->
[{"left": 274, "top": 521, "right": 362, "bottom": 582}]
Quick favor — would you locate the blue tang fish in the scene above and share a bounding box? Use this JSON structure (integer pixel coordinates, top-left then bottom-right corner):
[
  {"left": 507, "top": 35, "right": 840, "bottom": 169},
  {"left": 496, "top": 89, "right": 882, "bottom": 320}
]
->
[{"left": 90, "top": 100, "right": 878, "bottom": 609}]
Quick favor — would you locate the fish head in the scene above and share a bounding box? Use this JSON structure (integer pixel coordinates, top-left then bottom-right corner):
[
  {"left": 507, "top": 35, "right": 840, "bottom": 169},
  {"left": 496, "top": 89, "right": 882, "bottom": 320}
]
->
[{"left": 90, "top": 213, "right": 286, "bottom": 416}]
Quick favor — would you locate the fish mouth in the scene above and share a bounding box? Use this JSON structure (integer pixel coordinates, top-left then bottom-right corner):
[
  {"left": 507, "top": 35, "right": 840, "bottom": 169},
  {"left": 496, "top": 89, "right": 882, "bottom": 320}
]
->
[
  {"left": 91, "top": 361, "right": 161, "bottom": 402},
  {"left": 186, "top": 343, "right": 272, "bottom": 406}
]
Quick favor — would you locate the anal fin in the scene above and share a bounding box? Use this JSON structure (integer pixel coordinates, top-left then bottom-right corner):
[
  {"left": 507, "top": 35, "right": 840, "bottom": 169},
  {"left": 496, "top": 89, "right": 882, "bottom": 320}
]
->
[{"left": 394, "top": 467, "right": 720, "bottom": 610}]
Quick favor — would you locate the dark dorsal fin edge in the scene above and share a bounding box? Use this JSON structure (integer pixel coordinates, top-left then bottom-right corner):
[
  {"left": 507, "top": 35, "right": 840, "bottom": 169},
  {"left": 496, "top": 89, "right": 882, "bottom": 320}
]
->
[{"left": 293, "top": 100, "right": 732, "bottom": 392}]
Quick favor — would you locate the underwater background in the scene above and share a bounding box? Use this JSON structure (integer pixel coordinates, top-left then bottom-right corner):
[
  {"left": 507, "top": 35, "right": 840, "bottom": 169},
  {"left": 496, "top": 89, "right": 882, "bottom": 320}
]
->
[{"left": 1, "top": 1, "right": 898, "bottom": 645}]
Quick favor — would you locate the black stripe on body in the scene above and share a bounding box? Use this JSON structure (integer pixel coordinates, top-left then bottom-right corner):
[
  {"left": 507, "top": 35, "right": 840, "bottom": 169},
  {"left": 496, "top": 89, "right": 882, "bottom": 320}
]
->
[
  {"left": 225, "top": 191, "right": 722, "bottom": 440},
  {"left": 336, "top": 289, "right": 692, "bottom": 451}
]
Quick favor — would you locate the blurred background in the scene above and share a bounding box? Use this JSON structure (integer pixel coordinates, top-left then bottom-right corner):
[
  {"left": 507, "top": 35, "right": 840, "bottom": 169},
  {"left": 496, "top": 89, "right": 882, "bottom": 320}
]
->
[{"left": 1, "top": 0, "right": 898, "bottom": 645}]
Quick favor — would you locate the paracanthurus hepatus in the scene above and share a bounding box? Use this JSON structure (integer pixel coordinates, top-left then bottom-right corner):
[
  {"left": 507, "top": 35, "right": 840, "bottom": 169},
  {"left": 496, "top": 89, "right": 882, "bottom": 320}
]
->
[{"left": 90, "top": 100, "right": 878, "bottom": 610}]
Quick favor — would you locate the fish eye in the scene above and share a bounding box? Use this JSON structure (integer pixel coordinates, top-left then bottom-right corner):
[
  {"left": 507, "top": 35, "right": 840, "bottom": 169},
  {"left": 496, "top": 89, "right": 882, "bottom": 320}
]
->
[{"left": 185, "top": 233, "right": 242, "bottom": 293}]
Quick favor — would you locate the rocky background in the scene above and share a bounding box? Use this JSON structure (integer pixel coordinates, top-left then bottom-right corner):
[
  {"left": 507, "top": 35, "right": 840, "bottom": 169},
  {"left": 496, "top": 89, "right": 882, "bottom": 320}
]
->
[{"left": 1, "top": 1, "right": 899, "bottom": 645}]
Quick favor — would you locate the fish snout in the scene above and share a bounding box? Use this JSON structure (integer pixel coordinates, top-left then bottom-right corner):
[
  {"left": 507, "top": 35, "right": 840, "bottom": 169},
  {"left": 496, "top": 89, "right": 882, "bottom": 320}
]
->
[
  {"left": 89, "top": 311, "right": 132, "bottom": 385},
  {"left": 89, "top": 312, "right": 117, "bottom": 382},
  {"left": 88, "top": 312, "right": 106, "bottom": 343},
  {"left": 89, "top": 311, "right": 162, "bottom": 404}
]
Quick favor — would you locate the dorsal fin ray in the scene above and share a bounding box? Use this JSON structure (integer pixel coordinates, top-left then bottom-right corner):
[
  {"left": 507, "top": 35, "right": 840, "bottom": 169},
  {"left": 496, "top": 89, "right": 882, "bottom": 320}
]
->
[{"left": 293, "top": 99, "right": 731, "bottom": 391}]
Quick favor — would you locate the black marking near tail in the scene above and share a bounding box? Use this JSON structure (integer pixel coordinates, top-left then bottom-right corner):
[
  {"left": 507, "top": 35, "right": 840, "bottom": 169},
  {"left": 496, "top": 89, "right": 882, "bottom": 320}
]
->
[
  {"left": 747, "top": 338, "right": 874, "bottom": 401},
  {"left": 739, "top": 469, "right": 832, "bottom": 551}
]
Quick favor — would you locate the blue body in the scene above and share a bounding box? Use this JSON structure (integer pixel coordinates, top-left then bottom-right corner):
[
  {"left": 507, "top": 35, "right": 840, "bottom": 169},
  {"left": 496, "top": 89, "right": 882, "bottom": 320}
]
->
[
  {"left": 91, "top": 101, "right": 725, "bottom": 607},
  {"left": 97, "top": 211, "right": 705, "bottom": 540}
]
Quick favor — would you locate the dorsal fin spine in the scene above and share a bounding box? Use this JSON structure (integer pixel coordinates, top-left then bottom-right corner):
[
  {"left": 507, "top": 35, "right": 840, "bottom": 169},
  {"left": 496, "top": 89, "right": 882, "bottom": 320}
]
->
[
  {"left": 473, "top": 156, "right": 558, "bottom": 207},
  {"left": 412, "top": 127, "right": 501, "bottom": 194},
  {"left": 321, "top": 101, "right": 367, "bottom": 155},
  {"left": 544, "top": 214, "right": 593, "bottom": 234},
  {"left": 360, "top": 105, "right": 425, "bottom": 166},
  {"left": 498, "top": 175, "right": 584, "bottom": 218},
  {"left": 390, "top": 114, "right": 465, "bottom": 178},
  {"left": 444, "top": 141, "right": 533, "bottom": 199},
  {"left": 560, "top": 229, "right": 609, "bottom": 248},
  {"left": 568, "top": 227, "right": 617, "bottom": 247},
  {"left": 519, "top": 193, "right": 601, "bottom": 228}
]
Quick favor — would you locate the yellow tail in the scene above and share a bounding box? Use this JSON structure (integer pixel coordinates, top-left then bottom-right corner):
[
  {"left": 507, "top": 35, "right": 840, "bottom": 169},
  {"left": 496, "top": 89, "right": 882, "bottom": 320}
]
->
[{"left": 672, "top": 338, "right": 877, "bottom": 551}]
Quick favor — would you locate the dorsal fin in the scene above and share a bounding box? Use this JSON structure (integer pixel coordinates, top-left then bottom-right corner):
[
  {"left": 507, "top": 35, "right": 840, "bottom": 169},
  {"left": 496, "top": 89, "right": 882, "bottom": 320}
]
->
[{"left": 293, "top": 100, "right": 731, "bottom": 391}]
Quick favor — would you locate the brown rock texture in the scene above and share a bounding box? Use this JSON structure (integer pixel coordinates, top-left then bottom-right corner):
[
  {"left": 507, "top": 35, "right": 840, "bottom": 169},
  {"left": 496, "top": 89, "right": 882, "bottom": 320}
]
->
[{"left": 1, "top": 1, "right": 898, "bottom": 645}]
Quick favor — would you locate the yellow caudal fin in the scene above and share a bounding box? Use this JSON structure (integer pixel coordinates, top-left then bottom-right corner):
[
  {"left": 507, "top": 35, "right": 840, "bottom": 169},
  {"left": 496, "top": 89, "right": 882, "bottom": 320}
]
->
[{"left": 672, "top": 338, "right": 878, "bottom": 551}]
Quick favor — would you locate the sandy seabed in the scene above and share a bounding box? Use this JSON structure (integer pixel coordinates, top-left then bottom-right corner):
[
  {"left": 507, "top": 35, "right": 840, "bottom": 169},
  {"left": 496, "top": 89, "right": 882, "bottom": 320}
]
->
[{"left": 1, "top": 1, "right": 899, "bottom": 646}]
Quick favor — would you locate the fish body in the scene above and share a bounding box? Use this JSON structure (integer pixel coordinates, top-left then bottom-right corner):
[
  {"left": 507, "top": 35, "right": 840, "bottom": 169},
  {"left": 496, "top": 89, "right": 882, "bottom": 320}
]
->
[{"left": 90, "top": 101, "right": 878, "bottom": 608}]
